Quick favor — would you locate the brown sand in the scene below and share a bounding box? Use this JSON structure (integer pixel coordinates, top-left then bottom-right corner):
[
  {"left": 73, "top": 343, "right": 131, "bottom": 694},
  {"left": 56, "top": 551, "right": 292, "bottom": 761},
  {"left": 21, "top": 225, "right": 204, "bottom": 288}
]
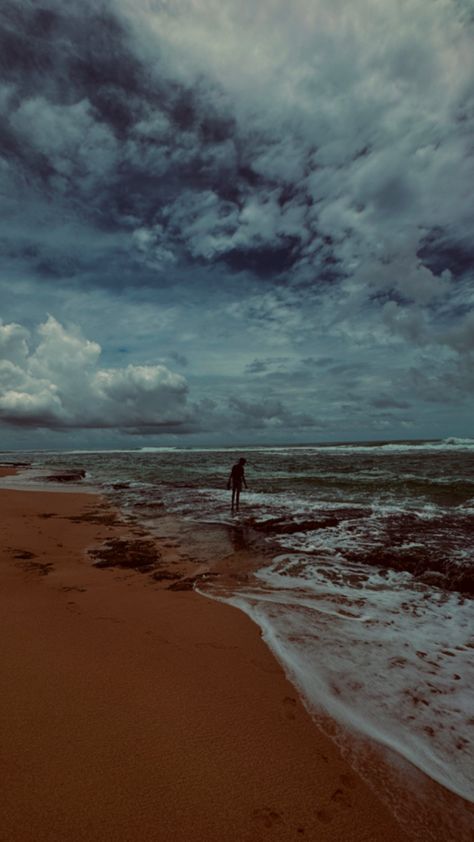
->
[{"left": 0, "top": 482, "right": 408, "bottom": 842}]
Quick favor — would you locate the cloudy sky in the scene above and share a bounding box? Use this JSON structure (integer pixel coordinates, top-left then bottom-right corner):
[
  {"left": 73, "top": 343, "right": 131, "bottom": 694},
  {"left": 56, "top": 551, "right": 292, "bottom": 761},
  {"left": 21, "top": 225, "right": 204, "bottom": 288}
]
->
[{"left": 1, "top": 0, "right": 473, "bottom": 448}]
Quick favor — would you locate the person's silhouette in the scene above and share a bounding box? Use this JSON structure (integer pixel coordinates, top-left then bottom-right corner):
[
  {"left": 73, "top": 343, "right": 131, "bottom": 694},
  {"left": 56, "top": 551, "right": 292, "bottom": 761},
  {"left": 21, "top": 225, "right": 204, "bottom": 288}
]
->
[{"left": 227, "top": 457, "right": 248, "bottom": 512}]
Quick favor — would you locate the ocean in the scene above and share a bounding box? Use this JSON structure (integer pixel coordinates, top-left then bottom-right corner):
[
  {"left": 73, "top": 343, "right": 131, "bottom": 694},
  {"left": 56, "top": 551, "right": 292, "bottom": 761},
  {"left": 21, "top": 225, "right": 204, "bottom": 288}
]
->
[{"left": 1, "top": 437, "right": 473, "bottom": 835}]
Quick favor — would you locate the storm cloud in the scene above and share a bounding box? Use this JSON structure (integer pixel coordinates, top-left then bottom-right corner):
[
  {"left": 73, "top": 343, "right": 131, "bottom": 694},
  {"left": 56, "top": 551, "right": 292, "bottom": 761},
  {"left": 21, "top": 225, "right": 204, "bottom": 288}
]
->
[{"left": 1, "top": 0, "right": 473, "bottom": 444}]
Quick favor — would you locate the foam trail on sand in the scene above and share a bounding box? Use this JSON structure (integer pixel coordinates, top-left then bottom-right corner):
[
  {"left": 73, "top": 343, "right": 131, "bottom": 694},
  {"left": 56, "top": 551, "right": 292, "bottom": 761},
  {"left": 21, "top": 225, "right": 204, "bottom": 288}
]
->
[
  {"left": 198, "top": 557, "right": 474, "bottom": 804},
  {"left": 197, "top": 567, "right": 474, "bottom": 841}
]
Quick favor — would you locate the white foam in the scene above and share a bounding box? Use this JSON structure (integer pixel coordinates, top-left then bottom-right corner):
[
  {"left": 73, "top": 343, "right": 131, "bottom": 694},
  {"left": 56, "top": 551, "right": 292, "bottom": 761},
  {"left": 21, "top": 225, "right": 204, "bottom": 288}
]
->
[
  {"left": 0, "top": 467, "right": 97, "bottom": 495},
  {"left": 199, "top": 556, "right": 474, "bottom": 803},
  {"left": 288, "top": 438, "right": 474, "bottom": 454}
]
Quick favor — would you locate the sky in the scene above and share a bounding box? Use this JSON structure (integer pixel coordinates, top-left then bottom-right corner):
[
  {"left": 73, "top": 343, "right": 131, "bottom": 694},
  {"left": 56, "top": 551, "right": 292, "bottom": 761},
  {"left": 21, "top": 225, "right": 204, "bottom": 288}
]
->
[{"left": 0, "top": 0, "right": 473, "bottom": 449}]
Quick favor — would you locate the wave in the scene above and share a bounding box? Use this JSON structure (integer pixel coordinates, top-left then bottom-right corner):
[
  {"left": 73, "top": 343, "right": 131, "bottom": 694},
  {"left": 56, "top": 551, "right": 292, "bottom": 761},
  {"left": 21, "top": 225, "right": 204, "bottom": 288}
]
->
[
  {"left": 140, "top": 437, "right": 474, "bottom": 454},
  {"left": 199, "top": 557, "right": 474, "bottom": 805},
  {"left": 303, "top": 438, "right": 474, "bottom": 454},
  {"left": 138, "top": 447, "right": 180, "bottom": 452}
]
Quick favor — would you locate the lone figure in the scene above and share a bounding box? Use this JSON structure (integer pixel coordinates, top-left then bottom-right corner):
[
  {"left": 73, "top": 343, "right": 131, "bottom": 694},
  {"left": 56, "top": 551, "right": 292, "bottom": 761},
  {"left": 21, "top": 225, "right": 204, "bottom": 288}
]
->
[{"left": 227, "top": 457, "right": 248, "bottom": 512}]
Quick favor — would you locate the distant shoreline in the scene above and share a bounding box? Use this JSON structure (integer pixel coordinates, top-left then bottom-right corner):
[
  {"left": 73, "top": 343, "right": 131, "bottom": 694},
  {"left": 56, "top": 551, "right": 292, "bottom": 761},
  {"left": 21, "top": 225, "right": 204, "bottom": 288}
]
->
[{"left": 2, "top": 435, "right": 474, "bottom": 455}]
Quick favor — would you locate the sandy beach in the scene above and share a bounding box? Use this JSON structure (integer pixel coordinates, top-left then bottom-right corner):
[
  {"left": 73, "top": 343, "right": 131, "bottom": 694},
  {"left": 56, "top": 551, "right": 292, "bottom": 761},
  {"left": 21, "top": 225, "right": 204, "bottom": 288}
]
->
[{"left": 0, "top": 471, "right": 411, "bottom": 841}]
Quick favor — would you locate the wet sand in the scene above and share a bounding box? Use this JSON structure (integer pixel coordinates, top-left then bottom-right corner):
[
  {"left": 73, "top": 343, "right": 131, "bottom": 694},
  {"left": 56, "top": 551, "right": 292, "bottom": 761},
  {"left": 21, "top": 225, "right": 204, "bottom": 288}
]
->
[{"left": 0, "top": 477, "right": 408, "bottom": 841}]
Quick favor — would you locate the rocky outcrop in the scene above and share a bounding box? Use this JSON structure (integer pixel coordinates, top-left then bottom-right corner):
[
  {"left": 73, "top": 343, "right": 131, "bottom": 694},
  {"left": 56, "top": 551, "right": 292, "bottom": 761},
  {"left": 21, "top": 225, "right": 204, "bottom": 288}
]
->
[{"left": 46, "top": 470, "right": 86, "bottom": 483}]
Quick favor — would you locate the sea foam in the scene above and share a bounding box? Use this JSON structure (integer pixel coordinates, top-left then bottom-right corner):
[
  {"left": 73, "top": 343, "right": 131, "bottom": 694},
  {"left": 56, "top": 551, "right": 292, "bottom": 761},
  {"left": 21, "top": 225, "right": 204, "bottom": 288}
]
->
[{"left": 199, "top": 555, "right": 474, "bottom": 804}]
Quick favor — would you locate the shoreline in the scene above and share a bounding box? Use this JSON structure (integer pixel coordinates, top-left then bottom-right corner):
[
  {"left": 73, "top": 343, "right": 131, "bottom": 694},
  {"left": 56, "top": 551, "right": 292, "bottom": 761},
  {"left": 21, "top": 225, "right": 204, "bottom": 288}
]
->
[
  {"left": 1, "top": 467, "right": 472, "bottom": 840},
  {"left": 0, "top": 477, "right": 410, "bottom": 841}
]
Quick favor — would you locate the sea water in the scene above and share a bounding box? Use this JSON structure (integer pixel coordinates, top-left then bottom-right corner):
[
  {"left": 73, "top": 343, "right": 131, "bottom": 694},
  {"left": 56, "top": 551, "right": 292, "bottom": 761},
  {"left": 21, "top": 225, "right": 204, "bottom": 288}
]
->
[{"left": 2, "top": 438, "right": 473, "bottom": 831}]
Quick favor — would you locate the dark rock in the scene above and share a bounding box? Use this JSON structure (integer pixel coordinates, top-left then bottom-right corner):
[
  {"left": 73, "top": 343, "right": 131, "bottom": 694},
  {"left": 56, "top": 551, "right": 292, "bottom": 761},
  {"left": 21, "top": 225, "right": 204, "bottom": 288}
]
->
[
  {"left": 253, "top": 516, "right": 336, "bottom": 534},
  {"left": 168, "top": 578, "right": 196, "bottom": 591},
  {"left": 46, "top": 470, "right": 86, "bottom": 483},
  {"left": 133, "top": 500, "right": 165, "bottom": 509},
  {"left": 69, "top": 510, "right": 118, "bottom": 525},
  {"left": 151, "top": 569, "right": 179, "bottom": 581},
  {"left": 449, "top": 569, "right": 474, "bottom": 596},
  {"left": 416, "top": 571, "right": 446, "bottom": 587},
  {"left": 254, "top": 508, "right": 370, "bottom": 535}
]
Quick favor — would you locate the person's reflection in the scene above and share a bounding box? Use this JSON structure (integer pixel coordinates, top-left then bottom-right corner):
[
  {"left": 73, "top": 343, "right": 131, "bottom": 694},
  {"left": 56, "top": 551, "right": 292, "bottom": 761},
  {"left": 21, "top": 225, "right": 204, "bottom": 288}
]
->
[{"left": 228, "top": 523, "right": 250, "bottom": 552}]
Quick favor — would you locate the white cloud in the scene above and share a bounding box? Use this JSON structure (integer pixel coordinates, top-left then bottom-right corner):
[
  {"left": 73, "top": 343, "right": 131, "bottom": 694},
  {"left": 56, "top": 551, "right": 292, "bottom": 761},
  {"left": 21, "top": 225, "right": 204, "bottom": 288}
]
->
[
  {"left": 0, "top": 321, "right": 30, "bottom": 365},
  {"left": 0, "top": 316, "right": 190, "bottom": 429}
]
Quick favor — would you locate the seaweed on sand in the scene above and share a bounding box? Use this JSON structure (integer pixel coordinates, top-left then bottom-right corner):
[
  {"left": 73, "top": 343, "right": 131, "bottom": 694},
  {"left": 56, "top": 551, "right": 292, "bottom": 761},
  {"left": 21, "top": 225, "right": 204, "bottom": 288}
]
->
[{"left": 89, "top": 538, "right": 161, "bottom": 573}]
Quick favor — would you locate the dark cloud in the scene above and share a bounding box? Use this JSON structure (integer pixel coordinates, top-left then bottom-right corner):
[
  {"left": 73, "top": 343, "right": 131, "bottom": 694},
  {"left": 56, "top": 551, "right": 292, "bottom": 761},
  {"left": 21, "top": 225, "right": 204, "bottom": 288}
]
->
[
  {"left": 228, "top": 396, "right": 317, "bottom": 430},
  {"left": 245, "top": 359, "right": 268, "bottom": 375},
  {"left": 2, "top": 0, "right": 473, "bottom": 305},
  {"left": 371, "top": 397, "right": 411, "bottom": 410},
  {"left": 1, "top": 0, "right": 474, "bottom": 443},
  {"left": 168, "top": 351, "right": 189, "bottom": 367},
  {"left": 417, "top": 232, "right": 474, "bottom": 281},
  {"left": 245, "top": 357, "right": 290, "bottom": 375},
  {"left": 219, "top": 241, "right": 300, "bottom": 278}
]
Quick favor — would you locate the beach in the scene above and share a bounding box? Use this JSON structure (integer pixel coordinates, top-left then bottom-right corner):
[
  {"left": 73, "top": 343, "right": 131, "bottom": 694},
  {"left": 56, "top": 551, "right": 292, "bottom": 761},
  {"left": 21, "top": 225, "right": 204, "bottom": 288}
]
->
[
  {"left": 0, "top": 471, "right": 410, "bottom": 842},
  {"left": 3, "top": 0, "right": 473, "bottom": 837}
]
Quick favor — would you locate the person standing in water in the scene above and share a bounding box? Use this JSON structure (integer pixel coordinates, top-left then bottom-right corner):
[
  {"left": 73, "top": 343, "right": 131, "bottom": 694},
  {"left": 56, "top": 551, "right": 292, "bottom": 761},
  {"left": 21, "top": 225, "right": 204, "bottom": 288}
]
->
[{"left": 227, "top": 457, "right": 248, "bottom": 512}]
